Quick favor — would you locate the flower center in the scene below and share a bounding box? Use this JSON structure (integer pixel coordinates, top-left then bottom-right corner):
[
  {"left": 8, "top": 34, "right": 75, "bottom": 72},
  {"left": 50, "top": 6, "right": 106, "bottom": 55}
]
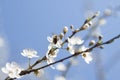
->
[{"left": 82, "top": 53, "right": 86, "bottom": 57}]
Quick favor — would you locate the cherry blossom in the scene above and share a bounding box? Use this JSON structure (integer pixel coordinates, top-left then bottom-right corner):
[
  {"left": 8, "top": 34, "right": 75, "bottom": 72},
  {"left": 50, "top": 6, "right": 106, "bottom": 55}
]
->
[{"left": 1, "top": 62, "right": 23, "bottom": 79}]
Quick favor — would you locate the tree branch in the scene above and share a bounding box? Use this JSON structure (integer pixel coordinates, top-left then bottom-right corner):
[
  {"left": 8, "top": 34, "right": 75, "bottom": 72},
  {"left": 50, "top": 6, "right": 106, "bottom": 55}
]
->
[
  {"left": 6, "top": 34, "right": 120, "bottom": 80},
  {"left": 19, "top": 34, "right": 120, "bottom": 76}
]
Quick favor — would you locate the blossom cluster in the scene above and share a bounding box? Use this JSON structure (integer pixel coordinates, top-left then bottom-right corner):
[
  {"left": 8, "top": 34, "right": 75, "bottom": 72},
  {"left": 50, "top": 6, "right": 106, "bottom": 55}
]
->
[
  {"left": 1, "top": 49, "right": 39, "bottom": 79},
  {"left": 1, "top": 11, "right": 101, "bottom": 80}
]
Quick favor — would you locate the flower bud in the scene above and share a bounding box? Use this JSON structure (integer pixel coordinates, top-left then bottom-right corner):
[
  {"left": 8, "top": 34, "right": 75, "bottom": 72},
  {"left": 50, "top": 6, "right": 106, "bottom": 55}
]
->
[
  {"left": 70, "top": 25, "right": 74, "bottom": 30},
  {"left": 104, "top": 9, "right": 112, "bottom": 16},
  {"left": 63, "top": 26, "right": 68, "bottom": 34},
  {"left": 89, "top": 40, "right": 95, "bottom": 46},
  {"left": 95, "top": 11, "right": 100, "bottom": 17},
  {"left": 34, "top": 70, "right": 44, "bottom": 77},
  {"left": 91, "top": 11, "right": 100, "bottom": 20},
  {"left": 59, "top": 33, "right": 64, "bottom": 39},
  {"left": 99, "top": 18, "right": 106, "bottom": 26},
  {"left": 88, "top": 21, "right": 92, "bottom": 26},
  {"left": 98, "top": 35, "right": 103, "bottom": 40},
  {"left": 81, "top": 21, "right": 92, "bottom": 30}
]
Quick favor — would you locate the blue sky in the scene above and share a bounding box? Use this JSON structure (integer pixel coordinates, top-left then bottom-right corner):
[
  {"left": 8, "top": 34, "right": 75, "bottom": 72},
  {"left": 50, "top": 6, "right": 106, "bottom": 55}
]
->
[{"left": 0, "top": 0, "right": 120, "bottom": 80}]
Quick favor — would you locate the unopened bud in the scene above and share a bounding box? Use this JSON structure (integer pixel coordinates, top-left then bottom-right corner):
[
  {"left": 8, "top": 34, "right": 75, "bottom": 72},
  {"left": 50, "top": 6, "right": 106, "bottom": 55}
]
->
[
  {"left": 98, "top": 35, "right": 103, "bottom": 40},
  {"left": 34, "top": 70, "right": 44, "bottom": 77},
  {"left": 89, "top": 40, "right": 96, "bottom": 46},
  {"left": 70, "top": 25, "right": 74, "bottom": 30},
  {"left": 88, "top": 21, "right": 92, "bottom": 26},
  {"left": 63, "top": 26, "right": 68, "bottom": 34},
  {"left": 91, "top": 11, "right": 100, "bottom": 19},
  {"left": 81, "top": 21, "right": 92, "bottom": 30},
  {"left": 104, "top": 9, "right": 112, "bottom": 16},
  {"left": 95, "top": 11, "right": 100, "bottom": 17},
  {"left": 59, "top": 33, "right": 64, "bottom": 39}
]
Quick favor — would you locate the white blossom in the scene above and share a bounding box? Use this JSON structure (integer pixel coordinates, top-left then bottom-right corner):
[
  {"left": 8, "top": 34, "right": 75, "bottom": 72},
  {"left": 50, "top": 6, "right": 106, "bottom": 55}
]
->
[
  {"left": 47, "top": 35, "right": 62, "bottom": 48},
  {"left": 67, "top": 36, "right": 84, "bottom": 54},
  {"left": 46, "top": 48, "right": 59, "bottom": 58},
  {"left": 55, "top": 63, "right": 66, "bottom": 71},
  {"left": 82, "top": 52, "right": 93, "bottom": 64},
  {"left": 1, "top": 62, "right": 23, "bottom": 79},
  {"left": 46, "top": 46, "right": 59, "bottom": 69},
  {"left": 21, "top": 49, "right": 39, "bottom": 58},
  {"left": 46, "top": 35, "right": 61, "bottom": 69},
  {"left": 68, "top": 36, "right": 84, "bottom": 46},
  {"left": 67, "top": 45, "right": 75, "bottom": 54},
  {"left": 46, "top": 58, "right": 55, "bottom": 69},
  {"left": 79, "top": 46, "right": 93, "bottom": 64}
]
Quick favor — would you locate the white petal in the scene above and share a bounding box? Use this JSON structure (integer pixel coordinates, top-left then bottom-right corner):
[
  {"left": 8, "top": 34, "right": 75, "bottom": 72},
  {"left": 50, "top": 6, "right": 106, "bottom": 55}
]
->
[
  {"left": 47, "top": 36, "right": 53, "bottom": 42},
  {"left": 68, "top": 37, "right": 84, "bottom": 45},
  {"left": 82, "top": 52, "right": 93, "bottom": 64},
  {"left": 21, "top": 49, "right": 39, "bottom": 58},
  {"left": 85, "top": 54, "right": 93, "bottom": 64},
  {"left": 21, "top": 52, "right": 26, "bottom": 57},
  {"left": 9, "top": 72, "right": 16, "bottom": 78},
  {"left": 1, "top": 67, "right": 8, "bottom": 74},
  {"left": 6, "top": 63, "right": 13, "bottom": 71},
  {"left": 78, "top": 46, "right": 86, "bottom": 52},
  {"left": 47, "top": 58, "right": 55, "bottom": 69},
  {"left": 48, "top": 44, "right": 53, "bottom": 50},
  {"left": 55, "top": 63, "right": 66, "bottom": 71}
]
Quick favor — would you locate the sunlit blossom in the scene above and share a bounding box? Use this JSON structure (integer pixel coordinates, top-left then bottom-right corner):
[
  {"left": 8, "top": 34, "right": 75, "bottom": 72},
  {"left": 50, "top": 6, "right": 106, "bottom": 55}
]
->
[
  {"left": 47, "top": 35, "right": 62, "bottom": 48},
  {"left": 46, "top": 48, "right": 59, "bottom": 58},
  {"left": 79, "top": 46, "right": 93, "bottom": 64},
  {"left": 46, "top": 57, "right": 55, "bottom": 69},
  {"left": 67, "top": 45, "right": 75, "bottom": 54},
  {"left": 21, "top": 49, "right": 39, "bottom": 58},
  {"left": 46, "top": 47, "right": 59, "bottom": 69},
  {"left": 68, "top": 36, "right": 84, "bottom": 46},
  {"left": 67, "top": 36, "right": 84, "bottom": 54},
  {"left": 1, "top": 62, "right": 23, "bottom": 78}
]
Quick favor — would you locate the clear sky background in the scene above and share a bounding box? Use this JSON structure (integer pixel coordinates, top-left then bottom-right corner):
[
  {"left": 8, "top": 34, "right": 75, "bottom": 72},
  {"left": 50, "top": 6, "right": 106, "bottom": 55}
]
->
[{"left": 0, "top": 0, "right": 120, "bottom": 80}]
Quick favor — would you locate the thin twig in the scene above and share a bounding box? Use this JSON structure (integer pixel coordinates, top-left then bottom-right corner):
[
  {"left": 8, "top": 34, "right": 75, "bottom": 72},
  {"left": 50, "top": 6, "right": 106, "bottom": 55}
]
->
[{"left": 30, "top": 12, "right": 97, "bottom": 69}]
